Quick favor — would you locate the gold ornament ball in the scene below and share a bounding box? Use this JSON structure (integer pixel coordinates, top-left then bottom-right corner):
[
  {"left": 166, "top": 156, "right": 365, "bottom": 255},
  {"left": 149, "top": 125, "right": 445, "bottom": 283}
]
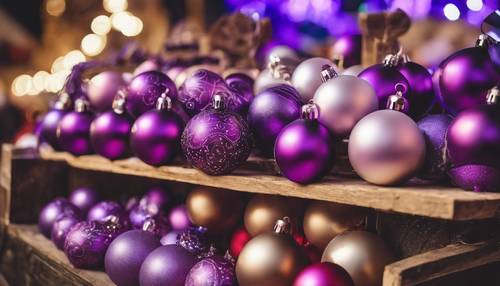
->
[
  {"left": 303, "top": 201, "right": 368, "bottom": 250},
  {"left": 186, "top": 187, "right": 245, "bottom": 232},
  {"left": 321, "top": 231, "right": 395, "bottom": 286}
]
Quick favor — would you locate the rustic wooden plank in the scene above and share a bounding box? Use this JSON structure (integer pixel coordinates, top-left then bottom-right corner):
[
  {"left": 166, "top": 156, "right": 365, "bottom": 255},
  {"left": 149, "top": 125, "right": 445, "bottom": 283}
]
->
[
  {"left": 0, "top": 145, "right": 13, "bottom": 230},
  {"left": 383, "top": 240, "right": 500, "bottom": 286},
  {"left": 39, "top": 149, "right": 500, "bottom": 221},
  {"left": 0, "top": 224, "right": 113, "bottom": 286}
]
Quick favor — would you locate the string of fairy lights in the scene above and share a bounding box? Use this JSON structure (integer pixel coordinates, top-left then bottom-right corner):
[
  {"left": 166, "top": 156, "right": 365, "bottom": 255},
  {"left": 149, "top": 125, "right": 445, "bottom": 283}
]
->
[{"left": 11, "top": 0, "right": 144, "bottom": 97}]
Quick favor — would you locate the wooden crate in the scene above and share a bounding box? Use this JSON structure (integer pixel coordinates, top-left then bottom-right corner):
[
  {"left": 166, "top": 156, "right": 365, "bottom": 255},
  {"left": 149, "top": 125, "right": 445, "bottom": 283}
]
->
[{"left": 1, "top": 144, "right": 500, "bottom": 286}]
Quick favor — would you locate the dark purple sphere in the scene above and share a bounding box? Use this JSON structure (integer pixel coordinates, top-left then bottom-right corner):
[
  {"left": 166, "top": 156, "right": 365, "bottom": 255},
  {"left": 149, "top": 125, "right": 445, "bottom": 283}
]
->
[
  {"left": 439, "top": 46, "right": 499, "bottom": 114},
  {"left": 139, "top": 245, "right": 197, "bottom": 286},
  {"left": 105, "top": 230, "right": 161, "bottom": 286},
  {"left": 160, "top": 230, "right": 182, "bottom": 245},
  {"left": 39, "top": 108, "right": 66, "bottom": 150},
  {"left": 144, "top": 187, "right": 170, "bottom": 209},
  {"left": 51, "top": 215, "right": 81, "bottom": 249},
  {"left": 331, "top": 34, "right": 361, "bottom": 68},
  {"left": 129, "top": 203, "right": 159, "bottom": 229},
  {"left": 247, "top": 84, "right": 302, "bottom": 156},
  {"left": 169, "top": 204, "right": 192, "bottom": 230},
  {"left": 185, "top": 255, "right": 236, "bottom": 286},
  {"left": 225, "top": 73, "right": 254, "bottom": 114},
  {"left": 68, "top": 187, "right": 100, "bottom": 214},
  {"left": 417, "top": 114, "right": 453, "bottom": 180},
  {"left": 275, "top": 119, "right": 335, "bottom": 184},
  {"left": 397, "top": 61, "right": 436, "bottom": 119},
  {"left": 130, "top": 109, "right": 184, "bottom": 166},
  {"left": 359, "top": 64, "right": 411, "bottom": 109},
  {"left": 177, "top": 227, "right": 210, "bottom": 257},
  {"left": 90, "top": 111, "right": 133, "bottom": 160},
  {"left": 38, "top": 198, "right": 82, "bottom": 237},
  {"left": 449, "top": 165, "right": 500, "bottom": 192},
  {"left": 87, "top": 201, "right": 124, "bottom": 222},
  {"left": 57, "top": 110, "right": 94, "bottom": 155},
  {"left": 293, "top": 262, "right": 354, "bottom": 286},
  {"left": 181, "top": 107, "right": 252, "bottom": 175},
  {"left": 126, "top": 71, "right": 178, "bottom": 118},
  {"left": 141, "top": 215, "right": 171, "bottom": 238}
]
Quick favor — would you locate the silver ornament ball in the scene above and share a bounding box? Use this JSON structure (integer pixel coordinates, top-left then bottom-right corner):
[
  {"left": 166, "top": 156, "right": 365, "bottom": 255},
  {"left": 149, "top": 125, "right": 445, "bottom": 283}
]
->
[
  {"left": 254, "top": 69, "right": 291, "bottom": 95},
  {"left": 291, "top": 57, "right": 337, "bottom": 103},
  {"left": 341, "top": 65, "right": 364, "bottom": 76}
]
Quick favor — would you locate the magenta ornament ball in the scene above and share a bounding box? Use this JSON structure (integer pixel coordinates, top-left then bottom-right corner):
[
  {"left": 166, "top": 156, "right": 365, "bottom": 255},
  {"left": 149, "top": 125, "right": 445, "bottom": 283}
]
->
[
  {"left": 293, "top": 262, "right": 354, "bottom": 286},
  {"left": 438, "top": 47, "right": 498, "bottom": 114},
  {"left": 87, "top": 71, "right": 126, "bottom": 112},
  {"left": 348, "top": 110, "right": 426, "bottom": 185},
  {"left": 38, "top": 198, "right": 82, "bottom": 237},
  {"left": 331, "top": 35, "right": 361, "bottom": 68},
  {"left": 247, "top": 84, "right": 302, "bottom": 156},
  {"left": 68, "top": 187, "right": 100, "bottom": 214},
  {"left": 169, "top": 204, "right": 192, "bottom": 230},
  {"left": 39, "top": 108, "right": 67, "bottom": 150},
  {"left": 105, "top": 230, "right": 161, "bottom": 286},
  {"left": 57, "top": 110, "right": 94, "bottom": 156},
  {"left": 51, "top": 215, "right": 81, "bottom": 249},
  {"left": 185, "top": 255, "right": 236, "bottom": 286},
  {"left": 139, "top": 245, "right": 197, "bottom": 286},
  {"left": 291, "top": 57, "right": 337, "bottom": 103},
  {"left": 397, "top": 62, "right": 435, "bottom": 119},
  {"left": 87, "top": 201, "right": 124, "bottom": 222},
  {"left": 358, "top": 64, "right": 410, "bottom": 109},
  {"left": 90, "top": 110, "right": 133, "bottom": 160},
  {"left": 126, "top": 71, "right": 177, "bottom": 118},
  {"left": 449, "top": 165, "right": 500, "bottom": 192},
  {"left": 275, "top": 119, "right": 335, "bottom": 184},
  {"left": 130, "top": 108, "right": 184, "bottom": 166}
]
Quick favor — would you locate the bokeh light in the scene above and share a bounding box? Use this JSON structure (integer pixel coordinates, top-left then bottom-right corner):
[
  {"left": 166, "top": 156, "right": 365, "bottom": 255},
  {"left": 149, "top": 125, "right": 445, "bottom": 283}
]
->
[
  {"left": 104, "top": 0, "right": 128, "bottom": 13},
  {"left": 466, "top": 0, "right": 483, "bottom": 11},
  {"left": 46, "top": 0, "right": 65, "bottom": 16},
  {"left": 51, "top": 56, "right": 66, "bottom": 74},
  {"left": 120, "top": 16, "right": 143, "bottom": 37},
  {"left": 11, "top": 75, "right": 32, "bottom": 97},
  {"left": 63, "top": 50, "right": 86, "bottom": 70},
  {"left": 443, "top": 3, "right": 460, "bottom": 21},
  {"left": 91, "top": 15, "right": 112, "bottom": 35},
  {"left": 33, "top": 71, "right": 50, "bottom": 93},
  {"left": 81, "top": 34, "right": 107, "bottom": 56}
]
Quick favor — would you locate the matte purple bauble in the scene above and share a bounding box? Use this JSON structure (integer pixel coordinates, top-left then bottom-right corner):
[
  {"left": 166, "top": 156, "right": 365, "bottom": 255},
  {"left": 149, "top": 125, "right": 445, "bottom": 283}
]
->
[
  {"left": 185, "top": 255, "right": 236, "bottom": 286},
  {"left": 359, "top": 64, "right": 411, "bottom": 109},
  {"left": 126, "top": 71, "right": 177, "bottom": 118},
  {"left": 397, "top": 62, "right": 435, "bottom": 119},
  {"left": 57, "top": 102, "right": 94, "bottom": 156},
  {"left": 225, "top": 73, "right": 254, "bottom": 113},
  {"left": 177, "top": 226, "right": 210, "bottom": 257},
  {"left": 87, "top": 201, "right": 124, "bottom": 222},
  {"left": 90, "top": 110, "right": 133, "bottom": 160},
  {"left": 291, "top": 57, "right": 337, "bottom": 103},
  {"left": 51, "top": 215, "right": 81, "bottom": 249},
  {"left": 293, "top": 262, "right": 354, "bottom": 286},
  {"left": 144, "top": 187, "right": 170, "bottom": 209},
  {"left": 247, "top": 84, "right": 302, "bottom": 156},
  {"left": 105, "top": 230, "right": 161, "bottom": 286},
  {"left": 40, "top": 108, "right": 67, "bottom": 150},
  {"left": 68, "top": 187, "right": 100, "bottom": 214},
  {"left": 417, "top": 114, "right": 453, "bottom": 180},
  {"left": 331, "top": 35, "right": 361, "bottom": 68},
  {"left": 438, "top": 46, "right": 498, "bottom": 114},
  {"left": 449, "top": 165, "right": 500, "bottom": 192},
  {"left": 87, "top": 71, "right": 126, "bottom": 112},
  {"left": 160, "top": 230, "right": 182, "bottom": 245},
  {"left": 139, "top": 245, "right": 197, "bottom": 286},
  {"left": 181, "top": 97, "right": 252, "bottom": 175},
  {"left": 38, "top": 198, "right": 82, "bottom": 237},
  {"left": 169, "top": 204, "right": 192, "bottom": 230}
]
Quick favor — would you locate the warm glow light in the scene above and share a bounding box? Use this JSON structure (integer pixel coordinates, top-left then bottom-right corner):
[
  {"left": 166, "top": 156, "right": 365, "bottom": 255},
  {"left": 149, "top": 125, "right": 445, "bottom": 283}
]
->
[
  {"left": 443, "top": 3, "right": 460, "bottom": 21},
  {"left": 121, "top": 16, "right": 143, "bottom": 37},
  {"left": 91, "top": 15, "right": 112, "bottom": 35},
  {"left": 466, "top": 0, "right": 483, "bottom": 11},
  {"left": 63, "top": 50, "right": 86, "bottom": 69},
  {"left": 104, "top": 0, "right": 128, "bottom": 13},
  {"left": 81, "top": 34, "right": 107, "bottom": 56},
  {"left": 111, "top": 11, "right": 132, "bottom": 30},
  {"left": 33, "top": 71, "right": 50, "bottom": 92},
  {"left": 51, "top": 56, "right": 65, "bottom": 73},
  {"left": 46, "top": 0, "right": 65, "bottom": 16},
  {"left": 12, "top": 74, "right": 32, "bottom": 96},
  {"left": 48, "top": 70, "right": 71, "bottom": 93}
]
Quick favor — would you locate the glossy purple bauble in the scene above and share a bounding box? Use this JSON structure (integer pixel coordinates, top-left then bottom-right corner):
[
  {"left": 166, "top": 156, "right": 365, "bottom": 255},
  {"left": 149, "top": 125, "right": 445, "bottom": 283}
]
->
[
  {"left": 68, "top": 187, "right": 100, "bottom": 214},
  {"left": 275, "top": 119, "right": 335, "bottom": 184},
  {"left": 105, "top": 230, "right": 161, "bottom": 286},
  {"left": 417, "top": 114, "right": 453, "bottom": 180},
  {"left": 87, "top": 71, "right": 126, "bottom": 112},
  {"left": 225, "top": 73, "right": 254, "bottom": 114},
  {"left": 144, "top": 187, "right": 170, "bottom": 209},
  {"left": 331, "top": 35, "right": 361, "bottom": 68},
  {"left": 449, "top": 165, "right": 500, "bottom": 192},
  {"left": 139, "top": 245, "right": 197, "bottom": 286},
  {"left": 185, "top": 255, "right": 236, "bottom": 286},
  {"left": 126, "top": 71, "right": 178, "bottom": 118},
  {"left": 38, "top": 198, "right": 82, "bottom": 237},
  {"left": 51, "top": 215, "right": 81, "bottom": 249},
  {"left": 397, "top": 62, "right": 435, "bottom": 119},
  {"left": 90, "top": 111, "right": 133, "bottom": 160},
  {"left": 169, "top": 204, "right": 192, "bottom": 230},
  {"left": 181, "top": 106, "right": 252, "bottom": 175},
  {"left": 247, "top": 84, "right": 302, "bottom": 156},
  {"left": 439, "top": 47, "right": 498, "bottom": 114},
  {"left": 87, "top": 201, "right": 124, "bottom": 222},
  {"left": 130, "top": 108, "right": 184, "bottom": 166},
  {"left": 359, "top": 64, "right": 411, "bottom": 109},
  {"left": 293, "top": 262, "right": 354, "bottom": 286},
  {"left": 160, "top": 230, "right": 182, "bottom": 245},
  {"left": 39, "top": 108, "right": 67, "bottom": 150},
  {"left": 57, "top": 110, "right": 94, "bottom": 155}
]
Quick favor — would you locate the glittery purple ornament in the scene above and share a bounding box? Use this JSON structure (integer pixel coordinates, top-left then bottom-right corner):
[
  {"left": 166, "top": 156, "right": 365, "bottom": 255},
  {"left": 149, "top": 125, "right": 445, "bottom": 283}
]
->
[
  {"left": 185, "top": 253, "right": 237, "bottom": 286},
  {"left": 87, "top": 201, "right": 124, "bottom": 222},
  {"left": 449, "top": 165, "right": 500, "bottom": 192},
  {"left": 331, "top": 35, "right": 361, "bottom": 68},
  {"left": 417, "top": 114, "right": 453, "bottom": 180},
  {"left": 87, "top": 71, "right": 126, "bottom": 112},
  {"left": 293, "top": 262, "right": 354, "bottom": 286},
  {"left": 177, "top": 226, "right": 211, "bottom": 257},
  {"left": 126, "top": 71, "right": 178, "bottom": 118},
  {"left": 51, "top": 215, "right": 81, "bottom": 249},
  {"left": 181, "top": 95, "right": 252, "bottom": 175},
  {"left": 247, "top": 84, "right": 301, "bottom": 156},
  {"left": 130, "top": 93, "right": 184, "bottom": 166},
  {"left": 57, "top": 98, "right": 94, "bottom": 156},
  {"left": 139, "top": 245, "right": 197, "bottom": 286},
  {"left": 225, "top": 73, "right": 254, "bottom": 114},
  {"left": 68, "top": 187, "right": 100, "bottom": 214},
  {"left": 169, "top": 204, "right": 192, "bottom": 230},
  {"left": 105, "top": 230, "right": 161, "bottom": 286},
  {"left": 39, "top": 97, "right": 70, "bottom": 150},
  {"left": 38, "top": 198, "right": 82, "bottom": 237},
  {"left": 160, "top": 230, "right": 182, "bottom": 245},
  {"left": 359, "top": 64, "right": 410, "bottom": 109},
  {"left": 275, "top": 103, "right": 335, "bottom": 184},
  {"left": 397, "top": 61, "right": 435, "bottom": 119}
]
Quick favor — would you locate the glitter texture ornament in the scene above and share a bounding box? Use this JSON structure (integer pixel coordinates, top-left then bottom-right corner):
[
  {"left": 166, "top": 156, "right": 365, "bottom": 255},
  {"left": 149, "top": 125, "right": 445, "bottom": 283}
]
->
[{"left": 185, "top": 253, "right": 237, "bottom": 286}]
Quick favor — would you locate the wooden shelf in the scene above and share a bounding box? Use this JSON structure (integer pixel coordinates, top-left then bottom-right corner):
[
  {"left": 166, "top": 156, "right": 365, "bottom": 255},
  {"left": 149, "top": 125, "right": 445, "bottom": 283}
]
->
[{"left": 38, "top": 148, "right": 500, "bottom": 221}]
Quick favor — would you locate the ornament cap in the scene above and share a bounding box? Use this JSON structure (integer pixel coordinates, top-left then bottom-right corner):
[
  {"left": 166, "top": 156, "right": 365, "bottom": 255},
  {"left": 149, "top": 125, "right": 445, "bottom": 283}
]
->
[
  {"left": 112, "top": 89, "right": 127, "bottom": 114},
  {"left": 269, "top": 55, "right": 292, "bottom": 81},
  {"left": 476, "top": 34, "right": 492, "bottom": 47},
  {"left": 386, "top": 83, "right": 409, "bottom": 112},
  {"left": 213, "top": 94, "right": 226, "bottom": 111},
  {"left": 320, "top": 65, "right": 338, "bottom": 82},
  {"left": 301, "top": 102, "right": 320, "bottom": 120},
  {"left": 156, "top": 88, "right": 172, "bottom": 111},
  {"left": 487, "top": 86, "right": 499, "bottom": 105},
  {"left": 142, "top": 217, "right": 157, "bottom": 232},
  {"left": 273, "top": 217, "right": 291, "bottom": 234},
  {"left": 54, "top": 92, "right": 71, "bottom": 110},
  {"left": 75, "top": 98, "right": 90, "bottom": 113}
]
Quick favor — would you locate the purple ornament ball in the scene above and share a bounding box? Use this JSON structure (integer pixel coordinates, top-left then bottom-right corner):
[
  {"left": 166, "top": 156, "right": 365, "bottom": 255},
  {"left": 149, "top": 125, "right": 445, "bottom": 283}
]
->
[
  {"left": 57, "top": 101, "right": 94, "bottom": 156},
  {"left": 225, "top": 73, "right": 255, "bottom": 114},
  {"left": 169, "top": 204, "right": 192, "bottom": 230},
  {"left": 449, "top": 165, "right": 500, "bottom": 192},
  {"left": 68, "top": 187, "right": 100, "bottom": 214},
  {"left": 247, "top": 84, "right": 302, "bottom": 156},
  {"left": 126, "top": 71, "right": 178, "bottom": 118},
  {"left": 51, "top": 215, "right": 81, "bottom": 249},
  {"left": 185, "top": 255, "right": 236, "bottom": 286},
  {"left": 90, "top": 109, "right": 133, "bottom": 160},
  {"left": 134, "top": 59, "right": 162, "bottom": 76},
  {"left": 139, "top": 245, "right": 197, "bottom": 286},
  {"left": 87, "top": 71, "right": 126, "bottom": 112},
  {"left": 141, "top": 215, "right": 171, "bottom": 238},
  {"left": 39, "top": 108, "right": 67, "bottom": 150},
  {"left": 397, "top": 62, "right": 435, "bottom": 119},
  {"left": 87, "top": 201, "right": 124, "bottom": 222},
  {"left": 177, "top": 227, "right": 210, "bottom": 257},
  {"left": 160, "top": 230, "right": 182, "bottom": 245},
  {"left": 105, "top": 230, "right": 161, "bottom": 286},
  {"left": 144, "top": 187, "right": 170, "bottom": 209},
  {"left": 331, "top": 35, "right": 361, "bottom": 68},
  {"left": 293, "top": 262, "right": 354, "bottom": 286},
  {"left": 38, "top": 198, "right": 82, "bottom": 237},
  {"left": 129, "top": 203, "right": 158, "bottom": 229}
]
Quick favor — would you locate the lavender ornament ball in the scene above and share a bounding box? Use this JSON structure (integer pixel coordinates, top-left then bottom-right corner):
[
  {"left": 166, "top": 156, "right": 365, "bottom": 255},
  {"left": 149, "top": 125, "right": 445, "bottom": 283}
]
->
[
  {"left": 39, "top": 198, "right": 82, "bottom": 237},
  {"left": 185, "top": 254, "right": 237, "bottom": 286},
  {"left": 87, "top": 201, "right": 124, "bottom": 222},
  {"left": 87, "top": 71, "right": 126, "bottom": 112},
  {"left": 105, "top": 230, "right": 161, "bottom": 286},
  {"left": 57, "top": 98, "right": 94, "bottom": 156},
  {"left": 359, "top": 64, "right": 410, "bottom": 109},
  {"left": 182, "top": 95, "right": 252, "bottom": 175},
  {"left": 291, "top": 57, "right": 337, "bottom": 103},
  {"left": 68, "top": 187, "right": 100, "bottom": 214},
  {"left": 160, "top": 230, "right": 182, "bottom": 245},
  {"left": 51, "top": 215, "right": 81, "bottom": 249}
]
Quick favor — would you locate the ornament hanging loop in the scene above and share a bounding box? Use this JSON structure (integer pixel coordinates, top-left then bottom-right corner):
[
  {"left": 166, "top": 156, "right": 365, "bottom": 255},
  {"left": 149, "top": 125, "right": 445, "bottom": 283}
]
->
[
  {"left": 75, "top": 98, "right": 90, "bottom": 112},
  {"left": 142, "top": 217, "right": 157, "bottom": 232},
  {"left": 273, "top": 217, "right": 291, "bottom": 234},
  {"left": 301, "top": 101, "right": 320, "bottom": 120},
  {"left": 156, "top": 88, "right": 172, "bottom": 111},
  {"left": 476, "top": 34, "right": 492, "bottom": 47},
  {"left": 320, "top": 65, "right": 338, "bottom": 82},
  {"left": 112, "top": 89, "right": 127, "bottom": 114},
  {"left": 487, "top": 86, "right": 499, "bottom": 105}
]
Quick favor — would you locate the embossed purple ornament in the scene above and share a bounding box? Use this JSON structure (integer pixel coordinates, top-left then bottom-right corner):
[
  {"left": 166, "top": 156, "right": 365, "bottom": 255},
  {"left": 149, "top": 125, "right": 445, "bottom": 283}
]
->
[
  {"left": 39, "top": 94, "right": 71, "bottom": 150},
  {"left": 87, "top": 71, "right": 126, "bottom": 112},
  {"left": 185, "top": 253, "right": 237, "bottom": 286},
  {"left": 39, "top": 198, "right": 82, "bottom": 237},
  {"left": 51, "top": 215, "right": 82, "bottom": 249},
  {"left": 87, "top": 200, "right": 124, "bottom": 222},
  {"left": 181, "top": 95, "right": 252, "bottom": 175},
  {"left": 126, "top": 71, "right": 177, "bottom": 118},
  {"left": 57, "top": 98, "right": 94, "bottom": 155},
  {"left": 68, "top": 187, "right": 100, "bottom": 214}
]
